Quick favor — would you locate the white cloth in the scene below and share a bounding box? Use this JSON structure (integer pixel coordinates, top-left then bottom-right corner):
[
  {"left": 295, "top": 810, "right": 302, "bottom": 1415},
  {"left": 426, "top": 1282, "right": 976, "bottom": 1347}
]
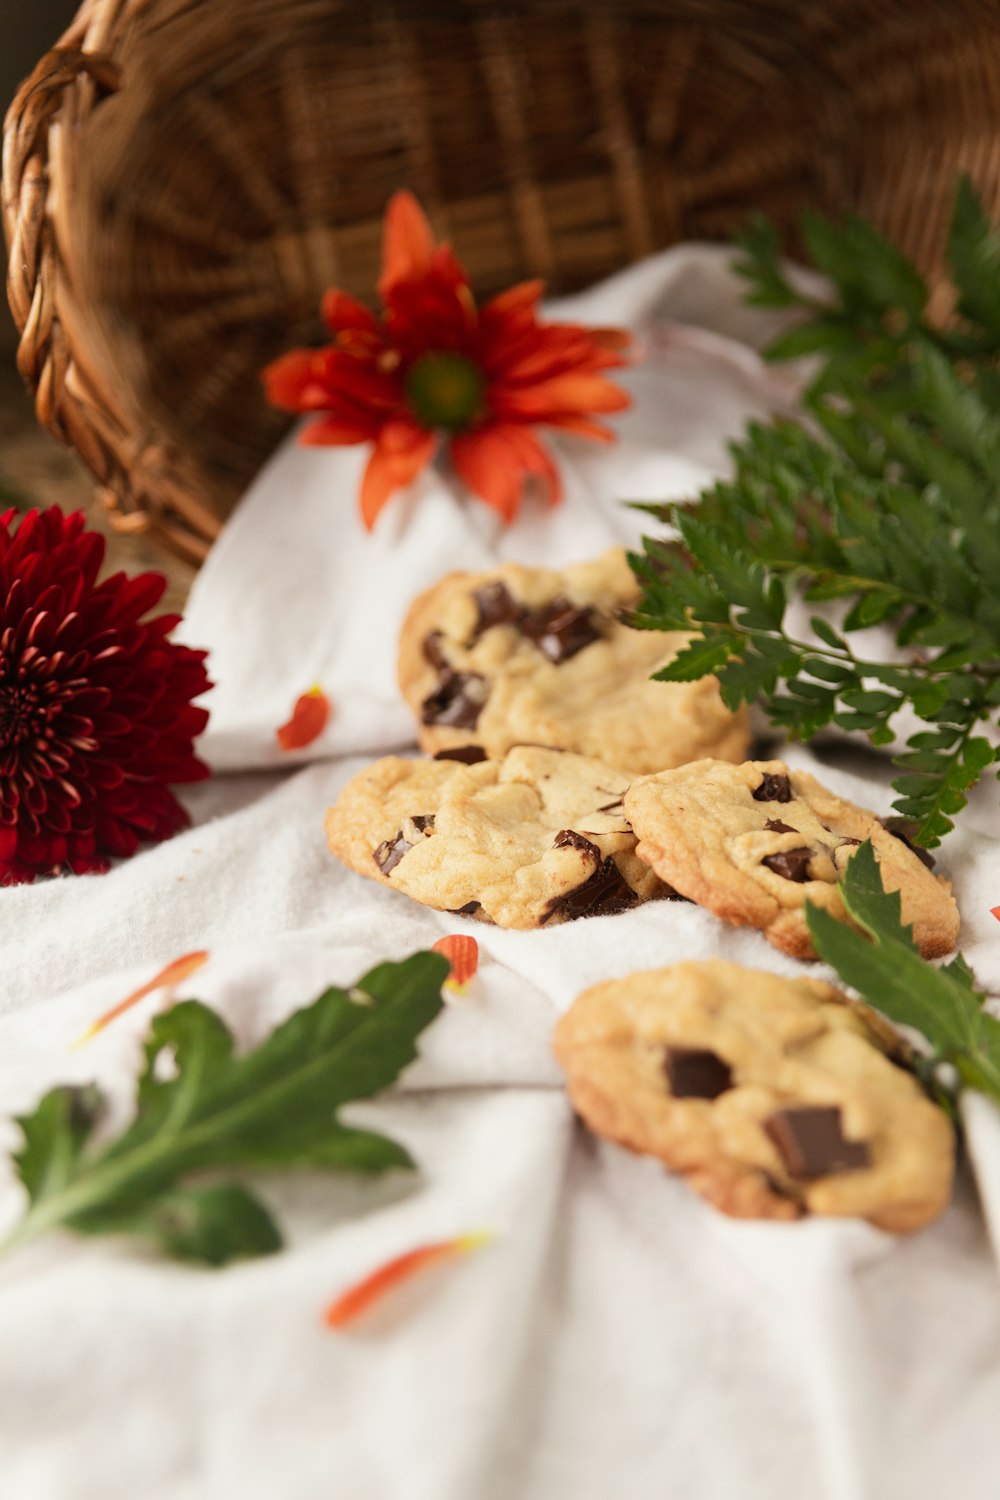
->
[{"left": 1, "top": 245, "right": 999, "bottom": 1500}]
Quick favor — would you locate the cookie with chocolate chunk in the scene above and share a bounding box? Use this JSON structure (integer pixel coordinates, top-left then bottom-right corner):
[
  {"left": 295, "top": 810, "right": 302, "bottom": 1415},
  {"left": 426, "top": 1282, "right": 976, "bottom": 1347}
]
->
[
  {"left": 325, "top": 746, "right": 673, "bottom": 929},
  {"left": 397, "top": 549, "right": 748, "bottom": 775},
  {"left": 623, "top": 758, "right": 959, "bottom": 960},
  {"left": 554, "top": 960, "right": 954, "bottom": 1232}
]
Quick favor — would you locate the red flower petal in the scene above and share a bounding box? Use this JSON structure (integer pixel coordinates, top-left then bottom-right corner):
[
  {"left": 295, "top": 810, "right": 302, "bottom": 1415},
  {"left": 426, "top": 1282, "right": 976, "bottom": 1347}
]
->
[
  {"left": 321, "top": 289, "right": 379, "bottom": 338},
  {"left": 276, "top": 686, "right": 332, "bottom": 751},
  {"left": 261, "top": 350, "right": 322, "bottom": 410}
]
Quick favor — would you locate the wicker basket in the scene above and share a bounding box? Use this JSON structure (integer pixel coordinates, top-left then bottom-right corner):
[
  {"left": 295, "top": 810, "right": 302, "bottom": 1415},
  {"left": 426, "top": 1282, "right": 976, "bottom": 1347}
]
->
[{"left": 5, "top": 0, "right": 1000, "bottom": 564}]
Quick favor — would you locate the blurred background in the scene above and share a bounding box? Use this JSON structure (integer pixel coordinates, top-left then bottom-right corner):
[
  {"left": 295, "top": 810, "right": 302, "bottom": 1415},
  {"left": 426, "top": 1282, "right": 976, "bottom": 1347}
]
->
[{"left": 0, "top": 0, "right": 196, "bottom": 607}]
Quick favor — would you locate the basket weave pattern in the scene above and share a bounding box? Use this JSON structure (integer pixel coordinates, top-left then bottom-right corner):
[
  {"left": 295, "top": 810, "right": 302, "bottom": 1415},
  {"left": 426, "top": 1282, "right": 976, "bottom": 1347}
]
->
[{"left": 5, "top": 0, "right": 1000, "bottom": 562}]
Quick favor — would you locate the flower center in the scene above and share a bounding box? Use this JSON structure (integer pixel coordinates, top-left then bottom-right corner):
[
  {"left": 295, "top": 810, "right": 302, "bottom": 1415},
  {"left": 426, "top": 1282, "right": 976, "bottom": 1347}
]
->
[
  {"left": 405, "top": 352, "right": 485, "bottom": 432},
  {"left": 0, "top": 683, "right": 39, "bottom": 749}
]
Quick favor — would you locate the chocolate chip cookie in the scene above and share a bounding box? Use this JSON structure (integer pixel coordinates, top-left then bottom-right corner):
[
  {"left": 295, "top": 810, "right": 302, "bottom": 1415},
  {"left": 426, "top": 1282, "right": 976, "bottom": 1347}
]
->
[
  {"left": 554, "top": 960, "right": 954, "bottom": 1232},
  {"left": 623, "top": 758, "right": 959, "bottom": 960},
  {"left": 324, "top": 746, "right": 674, "bottom": 928},
  {"left": 397, "top": 549, "right": 749, "bottom": 774}
]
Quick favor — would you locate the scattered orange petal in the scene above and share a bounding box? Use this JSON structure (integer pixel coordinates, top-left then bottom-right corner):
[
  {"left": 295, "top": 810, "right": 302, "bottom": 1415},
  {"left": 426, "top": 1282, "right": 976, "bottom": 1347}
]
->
[
  {"left": 323, "top": 1231, "right": 493, "bottom": 1329},
  {"left": 71, "top": 950, "right": 209, "bottom": 1049},
  {"left": 276, "top": 686, "right": 332, "bottom": 750},
  {"left": 432, "top": 934, "right": 479, "bottom": 992},
  {"left": 992, "top": 906, "right": 1000, "bottom": 922}
]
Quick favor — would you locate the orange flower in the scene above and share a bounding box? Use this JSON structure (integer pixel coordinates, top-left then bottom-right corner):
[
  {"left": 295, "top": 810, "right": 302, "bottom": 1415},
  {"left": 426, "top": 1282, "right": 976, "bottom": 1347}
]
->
[{"left": 263, "top": 193, "right": 631, "bottom": 529}]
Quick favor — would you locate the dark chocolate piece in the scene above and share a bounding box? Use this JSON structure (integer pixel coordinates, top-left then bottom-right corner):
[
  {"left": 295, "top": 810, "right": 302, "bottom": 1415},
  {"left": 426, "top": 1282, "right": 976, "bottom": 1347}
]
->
[
  {"left": 421, "top": 670, "right": 488, "bottom": 729},
  {"left": 423, "top": 631, "right": 450, "bottom": 672},
  {"left": 409, "top": 814, "right": 435, "bottom": 834},
  {"left": 764, "top": 1106, "right": 871, "bottom": 1178},
  {"left": 541, "top": 857, "right": 639, "bottom": 923},
  {"left": 764, "top": 818, "right": 798, "bottom": 834},
  {"left": 553, "top": 828, "right": 602, "bottom": 858},
  {"left": 881, "top": 817, "right": 936, "bottom": 870},
  {"left": 432, "top": 745, "right": 488, "bottom": 764},
  {"left": 664, "top": 1047, "right": 734, "bottom": 1100},
  {"left": 661, "top": 884, "right": 694, "bottom": 902},
  {"left": 448, "top": 900, "right": 483, "bottom": 916},
  {"left": 373, "top": 832, "right": 412, "bottom": 875},
  {"left": 472, "top": 581, "right": 523, "bottom": 636},
  {"left": 762, "top": 847, "right": 814, "bottom": 882},
  {"left": 752, "top": 771, "right": 793, "bottom": 803},
  {"left": 520, "top": 597, "right": 601, "bottom": 663}
]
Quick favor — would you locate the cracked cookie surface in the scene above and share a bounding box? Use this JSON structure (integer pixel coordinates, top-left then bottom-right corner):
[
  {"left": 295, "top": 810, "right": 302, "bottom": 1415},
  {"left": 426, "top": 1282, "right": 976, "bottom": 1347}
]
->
[
  {"left": 553, "top": 960, "right": 954, "bottom": 1232},
  {"left": 325, "top": 746, "right": 671, "bottom": 929},
  {"left": 623, "top": 758, "right": 959, "bottom": 960},
  {"left": 397, "top": 549, "right": 749, "bottom": 774}
]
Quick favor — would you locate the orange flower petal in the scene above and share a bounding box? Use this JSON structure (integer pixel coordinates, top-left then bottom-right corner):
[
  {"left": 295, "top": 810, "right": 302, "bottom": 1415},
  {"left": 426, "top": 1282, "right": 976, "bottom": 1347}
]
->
[
  {"left": 379, "top": 191, "right": 437, "bottom": 299},
  {"left": 360, "top": 422, "right": 438, "bottom": 530},
  {"left": 71, "top": 951, "right": 209, "bottom": 1048},
  {"left": 495, "top": 372, "right": 632, "bottom": 420},
  {"left": 450, "top": 428, "right": 524, "bottom": 522},
  {"left": 431, "top": 934, "right": 479, "bottom": 991},
  {"left": 276, "top": 686, "right": 332, "bottom": 751},
  {"left": 544, "top": 414, "right": 617, "bottom": 442},
  {"left": 451, "top": 424, "right": 560, "bottom": 521},
  {"left": 261, "top": 350, "right": 324, "bottom": 410},
  {"left": 323, "top": 1231, "right": 492, "bottom": 1329},
  {"left": 300, "top": 416, "right": 381, "bottom": 445},
  {"left": 992, "top": 906, "right": 1000, "bottom": 921}
]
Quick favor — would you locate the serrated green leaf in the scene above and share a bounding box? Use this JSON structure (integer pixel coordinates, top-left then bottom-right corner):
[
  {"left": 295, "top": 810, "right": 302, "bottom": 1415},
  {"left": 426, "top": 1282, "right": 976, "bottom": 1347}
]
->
[
  {"left": 2, "top": 954, "right": 448, "bottom": 1265},
  {"left": 807, "top": 842, "right": 1000, "bottom": 1101},
  {"left": 631, "top": 176, "right": 1000, "bottom": 844},
  {"left": 653, "top": 634, "right": 735, "bottom": 682}
]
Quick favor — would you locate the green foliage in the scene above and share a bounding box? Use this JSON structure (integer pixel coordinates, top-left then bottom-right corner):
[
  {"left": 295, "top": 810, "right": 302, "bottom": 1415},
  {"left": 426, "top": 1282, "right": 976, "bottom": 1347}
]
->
[
  {"left": 807, "top": 842, "right": 1000, "bottom": 1104},
  {"left": 2, "top": 953, "right": 448, "bottom": 1266},
  {"left": 633, "top": 177, "right": 1000, "bottom": 844}
]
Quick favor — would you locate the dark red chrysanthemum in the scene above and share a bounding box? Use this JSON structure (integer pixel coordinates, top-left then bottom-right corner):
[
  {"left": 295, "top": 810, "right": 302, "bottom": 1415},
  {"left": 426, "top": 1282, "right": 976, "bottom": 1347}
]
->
[{"left": 0, "top": 507, "right": 212, "bottom": 885}]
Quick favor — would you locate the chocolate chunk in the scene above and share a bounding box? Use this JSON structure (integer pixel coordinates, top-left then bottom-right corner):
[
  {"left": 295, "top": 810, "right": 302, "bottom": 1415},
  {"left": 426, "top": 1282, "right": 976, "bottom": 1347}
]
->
[
  {"left": 520, "top": 597, "right": 601, "bottom": 663},
  {"left": 764, "top": 818, "right": 798, "bottom": 834},
  {"left": 661, "top": 884, "right": 694, "bottom": 902},
  {"left": 881, "top": 817, "right": 936, "bottom": 870},
  {"left": 421, "top": 670, "right": 488, "bottom": 729},
  {"left": 373, "top": 831, "right": 412, "bottom": 875},
  {"left": 448, "top": 900, "right": 482, "bottom": 916},
  {"left": 762, "top": 846, "right": 814, "bottom": 882},
  {"left": 752, "top": 771, "right": 793, "bottom": 803},
  {"left": 423, "top": 631, "right": 450, "bottom": 672},
  {"left": 409, "top": 814, "right": 435, "bottom": 834},
  {"left": 472, "top": 581, "right": 523, "bottom": 636},
  {"left": 541, "top": 857, "right": 639, "bottom": 923},
  {"left": 553, "top": 828, "right": 602, "bottom": 858},
  {"left": 664, "top": 1047, "right": 734, "bottom": 1099},
  {"left": 764, "top": 1106, "right": 870, "bottom": 1178},
  {"left": 432, "top": 745, "right": 488, "bottom": 764}
]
